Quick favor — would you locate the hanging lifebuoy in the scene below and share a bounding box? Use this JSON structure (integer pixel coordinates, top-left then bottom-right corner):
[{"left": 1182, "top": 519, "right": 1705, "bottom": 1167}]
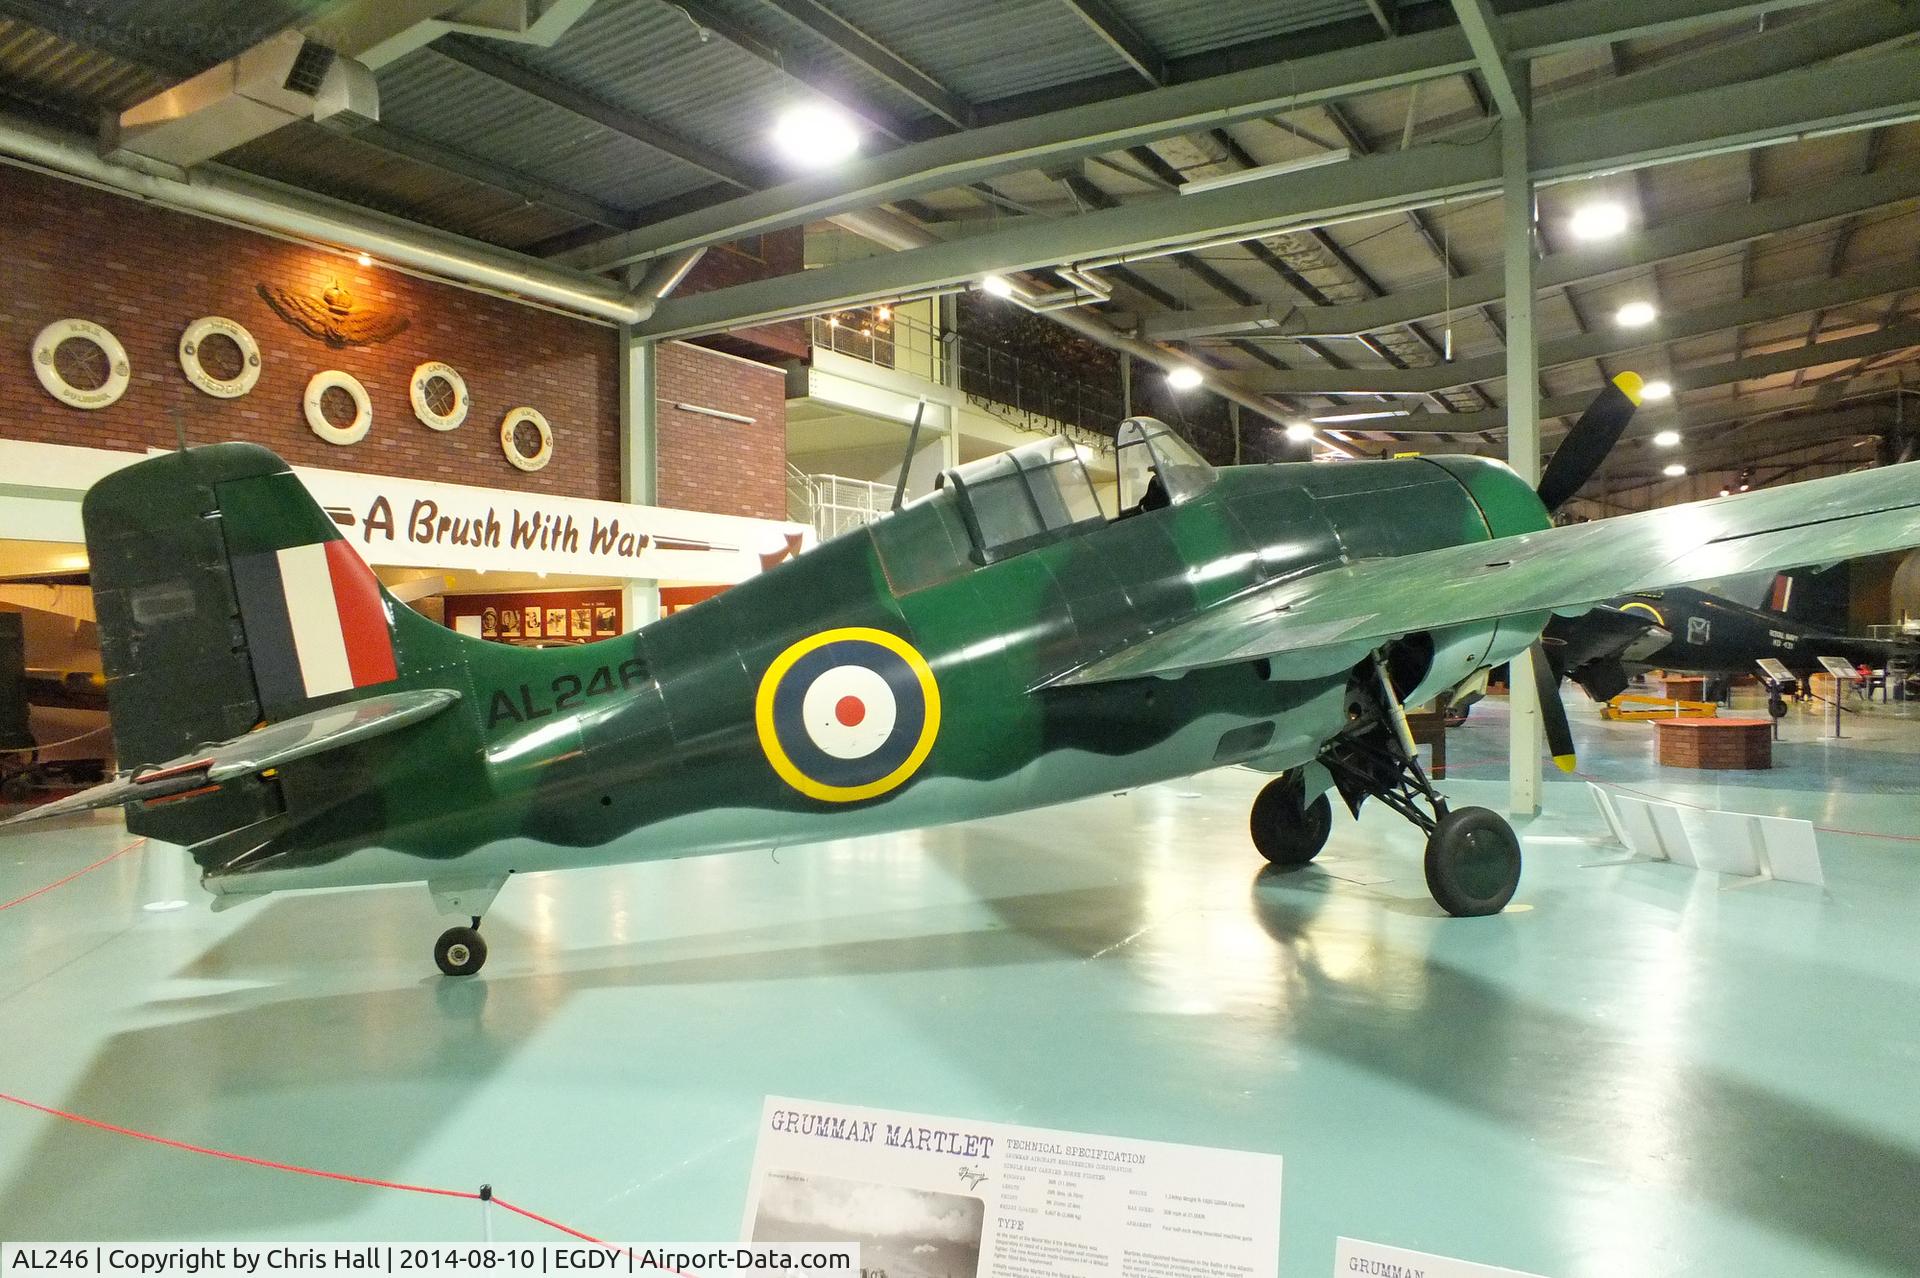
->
[
  {"left": 178, "top": 316, "right": 262, "bottom": 398},
  {"left": 32, "top": 319, "right": 130, "bottom": 410},
  {"left": 304, "top": 370, "right": 372, "bottom": 445},
  {"left": 409, "top": 360, "right": 468, "bottom": 431},
  {"left": 500, "top": 407, "right": 552, "bottom": 472}
]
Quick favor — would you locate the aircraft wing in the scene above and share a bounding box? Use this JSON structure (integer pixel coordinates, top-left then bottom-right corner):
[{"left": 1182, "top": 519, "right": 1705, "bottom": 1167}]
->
[
  {"left": 1056, "top": 460, "right": 1920, "bottom": 686},
  {"left": 2, "top": 687, "right": 460, "bottom": 826}
]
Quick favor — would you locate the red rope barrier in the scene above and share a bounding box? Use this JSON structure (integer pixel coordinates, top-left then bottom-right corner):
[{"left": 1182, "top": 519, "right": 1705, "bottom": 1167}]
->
[
  {"left": 0, "top": 838, "right": 614, "bottom": 1244},
  {"left": 0, "top": 1090, "right": 627, "bottom": 1245},
  {"left": 0, "top": 838, "right": 145, "bottom": 912},
  {"left": 0, "top": 1090, "right": 479, "bottom": 1199}
]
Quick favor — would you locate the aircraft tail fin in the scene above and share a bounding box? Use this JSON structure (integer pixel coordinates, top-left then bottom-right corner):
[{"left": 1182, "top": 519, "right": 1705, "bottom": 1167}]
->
[{"left": 83, "top": 443, "right": 443, "bottom": 848}]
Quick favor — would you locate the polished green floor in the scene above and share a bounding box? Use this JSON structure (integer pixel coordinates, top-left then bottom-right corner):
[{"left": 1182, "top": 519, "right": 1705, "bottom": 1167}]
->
[{"left": 1, "top": 693, "right": 1917, "bottom": 1276}]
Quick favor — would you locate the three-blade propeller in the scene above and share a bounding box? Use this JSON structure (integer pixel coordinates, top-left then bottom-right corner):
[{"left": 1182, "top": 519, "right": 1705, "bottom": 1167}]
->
[{"left": 1524, "top": 372, "right": 1645, "bottom": 773}]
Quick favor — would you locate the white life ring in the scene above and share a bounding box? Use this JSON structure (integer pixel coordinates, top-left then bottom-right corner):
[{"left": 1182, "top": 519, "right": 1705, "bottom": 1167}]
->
[
  {"left": 178, "top": 316, "right": 261, "bottom": 398},
  {"left": 304, "top": 370, "right": 372, "bottom": 445},
  {"left": 501, "top": 407, "right": 552, "bottom": 472},
  {"left": 32, "top": 319, "right": 130, "bottom": 410},
  {"left": 409, "top": 360, "right": 468, "bottom": 431}
]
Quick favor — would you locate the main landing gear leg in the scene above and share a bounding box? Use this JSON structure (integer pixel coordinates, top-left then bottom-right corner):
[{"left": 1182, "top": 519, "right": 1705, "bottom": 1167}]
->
[
  {"left": 428, "top": 876, "right": 507, "bottom": 976},
  {"left": 1319, "top": 668, "right": 1522, "bottom": 917}
]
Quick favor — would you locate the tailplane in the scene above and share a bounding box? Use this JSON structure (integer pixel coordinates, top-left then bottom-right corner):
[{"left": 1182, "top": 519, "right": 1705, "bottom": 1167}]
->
[{"left": 82, "top": 444, "right": 446, "bottom": 848}]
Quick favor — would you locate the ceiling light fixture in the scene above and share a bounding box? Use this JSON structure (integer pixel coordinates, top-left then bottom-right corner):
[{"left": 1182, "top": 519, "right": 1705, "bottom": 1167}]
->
[
  {"left": 1615, "top": 300, "right": 1659, "bottom": 328},
  {"left": 1662, "top": 463, "right": 1687, "bottom": 477},
  {"left": 1641, "top": 379, "right": 1674, "bottom": 400},
  {"left": 1284, "top": 422, "right": 1316, "bottom": 442},
  {"left": 771, "top": 103, "right": 860, "bottom": 167},
  {"left": 981, "top": 274, "right": 1016, "bottom": 299},
  {"left": 1166, "top": 366, "right": 1204, "bottom": 391},
  {"left": 1568, "top": 202, "right": 1630, "bottom": 241},
  {"left": 1179, "top": 148, "right": 1352, "bottom": 196},
  {"left": 356, "top": 252, "right": 373, "bottom": 267},
  {"left": 1310, "top": 409, "right": 1412, "bottom": 424},
  {"left": 1653, "top": 429, "right": 1681, "bottom": 447}
]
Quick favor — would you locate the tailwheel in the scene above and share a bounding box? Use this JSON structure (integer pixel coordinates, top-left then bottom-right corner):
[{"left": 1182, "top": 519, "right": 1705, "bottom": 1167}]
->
[
  {"left": 1423, "top": 806, "right": 1522, "bottom": 917},
  {"left": 1250, "top": 771, "right": 1333, "bottom": 869},
  {"left": 434, "top": 922, "right": 487, "bottom": 976}
]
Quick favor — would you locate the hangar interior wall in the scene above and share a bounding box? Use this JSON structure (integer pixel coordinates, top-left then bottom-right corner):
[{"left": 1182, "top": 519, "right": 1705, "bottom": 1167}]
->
[{"left": 0, "top": 167, "right": 787, "bottom": 519}]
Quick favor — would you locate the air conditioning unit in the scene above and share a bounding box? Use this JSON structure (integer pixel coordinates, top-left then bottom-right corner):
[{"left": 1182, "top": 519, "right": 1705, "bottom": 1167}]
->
[{"left": 103, "top": 30, "right": 378, "bottom": 169}]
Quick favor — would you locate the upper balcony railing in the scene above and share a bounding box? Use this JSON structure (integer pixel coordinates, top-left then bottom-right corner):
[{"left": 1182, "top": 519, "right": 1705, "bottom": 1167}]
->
[{"left": 808, "top": 309, "right": 1123, "bottom": 438}]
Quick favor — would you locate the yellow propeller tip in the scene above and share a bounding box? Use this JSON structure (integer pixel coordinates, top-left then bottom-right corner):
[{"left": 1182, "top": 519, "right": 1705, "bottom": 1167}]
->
[
  {"left": 1553, "top": 754, "right": 1578, "bottom": 774},
  {"left": 1611, "top": 371, "right": 1645, "bottom": 406}
]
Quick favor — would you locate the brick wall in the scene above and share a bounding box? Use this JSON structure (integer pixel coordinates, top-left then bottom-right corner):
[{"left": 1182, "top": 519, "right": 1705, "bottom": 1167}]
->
[
  {"left": 1, "top": 166, "right": 618, "bottom": 499},
  {"left": 656, "top": 342, "right": 788, "bottom": 520},
  {"left": 1, "top": 167, "right": 792, "bottom": 517},
  {"left": 675, "top": 231, "right": 807, "bottom": 361}
]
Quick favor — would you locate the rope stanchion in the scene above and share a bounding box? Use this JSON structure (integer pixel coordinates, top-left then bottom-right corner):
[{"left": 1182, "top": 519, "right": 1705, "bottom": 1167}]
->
[{"left": 0, "top": 838, "right": 145, "bottom": 912}]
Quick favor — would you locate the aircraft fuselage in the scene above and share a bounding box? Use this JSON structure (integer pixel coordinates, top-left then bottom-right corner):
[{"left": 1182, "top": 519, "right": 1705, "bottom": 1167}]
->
[{"left": 205, "top": 454, "right": 1549, "bottom": 898}]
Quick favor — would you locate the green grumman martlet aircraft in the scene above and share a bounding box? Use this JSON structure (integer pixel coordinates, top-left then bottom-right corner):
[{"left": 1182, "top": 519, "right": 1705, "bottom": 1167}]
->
[{"left": 13, "top": 373, "right": 1920, "bottom": 976}]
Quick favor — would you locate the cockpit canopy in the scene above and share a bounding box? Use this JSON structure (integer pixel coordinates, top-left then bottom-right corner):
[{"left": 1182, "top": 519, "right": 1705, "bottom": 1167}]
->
[
  {"left": 937, "top": 436, "right": 1106, "bottom": 564},
  {"left": 935, "top": 420, "right": 1217, "bottom": 565},
  {"left": 1115, "top": 416, "right": 1216, "bottom": 511}
]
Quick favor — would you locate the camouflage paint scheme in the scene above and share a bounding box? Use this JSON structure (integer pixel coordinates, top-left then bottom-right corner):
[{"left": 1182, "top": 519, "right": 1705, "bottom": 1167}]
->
[{"left": 81, "top": 439, "right": 1548, "bottom": 906}]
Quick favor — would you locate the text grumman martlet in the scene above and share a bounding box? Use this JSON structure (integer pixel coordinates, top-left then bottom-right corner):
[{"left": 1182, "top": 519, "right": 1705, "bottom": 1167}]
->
[{"left": 14, "top": 373, "right": 1920, "bottom": 975}]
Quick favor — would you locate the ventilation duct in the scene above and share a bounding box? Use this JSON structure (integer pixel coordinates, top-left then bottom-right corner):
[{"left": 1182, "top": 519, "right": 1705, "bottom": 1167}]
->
[{"left": 103, "top": 30, "right": 378, "bottom": 170}]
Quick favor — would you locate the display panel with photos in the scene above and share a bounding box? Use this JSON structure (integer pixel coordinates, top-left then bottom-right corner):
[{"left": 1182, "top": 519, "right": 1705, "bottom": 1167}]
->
[{"left": 443, "top": 589, "right": 623, "bottom": 644}]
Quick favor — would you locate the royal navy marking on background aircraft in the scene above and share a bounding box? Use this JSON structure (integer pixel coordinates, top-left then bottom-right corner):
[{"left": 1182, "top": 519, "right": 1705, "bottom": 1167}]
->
[{"left": 15, "top": 373, "right": 1920, "bottom": 975}]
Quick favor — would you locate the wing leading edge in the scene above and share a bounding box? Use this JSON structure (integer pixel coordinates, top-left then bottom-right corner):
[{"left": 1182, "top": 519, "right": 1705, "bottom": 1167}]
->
[{"left": 1055, "top": 460, "right": 1920, "bottom": 687}]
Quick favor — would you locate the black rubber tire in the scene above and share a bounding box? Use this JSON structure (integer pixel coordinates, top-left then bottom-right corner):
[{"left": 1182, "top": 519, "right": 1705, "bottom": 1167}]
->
[
  {"left": 1423, "top": 806, "right": 1522, "bottom": 917},
  {"left": 434, "top": 925, "right": 488, "bottom": 976},
  {"left": 1250, "top": 772, "right": 1334, "bottom": 868}
]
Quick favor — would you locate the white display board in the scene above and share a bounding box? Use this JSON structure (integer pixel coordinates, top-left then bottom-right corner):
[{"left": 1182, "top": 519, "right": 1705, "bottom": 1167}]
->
[
  {"left": 742, "top": 1097, "right": 1283, "bottom": 1277},
  {"left": 1335, "top": 1238, "right": 1547, "bottom": 1277},
  {"left": 1755, "top": 657, "right": 1795, "bottom": 685},
  {"left": 1588, "top": 784, "right": 1824, "bottom": 885},
  {"left": 0, "top": 439, "right": 813, "bottom": 584}
]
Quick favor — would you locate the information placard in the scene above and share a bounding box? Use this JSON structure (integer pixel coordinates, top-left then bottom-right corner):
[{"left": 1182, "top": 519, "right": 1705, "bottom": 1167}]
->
[
  {"left": 1817, "top": 655, "right": 1862, "bottom": 682},
  {"left": 742, "top": 1097, "right": 1283, "bottom": 1277},
  {"left": 1334, "top": 1237, "right": 1546, "bottom": 1278}
]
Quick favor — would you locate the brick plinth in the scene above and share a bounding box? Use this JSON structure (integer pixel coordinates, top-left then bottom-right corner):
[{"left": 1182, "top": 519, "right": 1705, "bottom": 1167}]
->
[{"left": 1652, "top": 718, "right": 1773, "bottom": 770}]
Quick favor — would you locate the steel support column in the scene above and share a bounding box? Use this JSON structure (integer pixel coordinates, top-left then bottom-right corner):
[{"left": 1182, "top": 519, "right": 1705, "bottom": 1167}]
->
[
  {"left": 619, "top": 331, "right": 660, "bottom": 628},
  {"left": 1496, "top": 66, "right": 1543, "bottom": 816}
]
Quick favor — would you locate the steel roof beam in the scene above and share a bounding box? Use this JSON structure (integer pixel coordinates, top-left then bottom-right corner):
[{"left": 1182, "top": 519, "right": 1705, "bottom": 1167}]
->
[
  {"left": 557, "top": 0, "right": 1822, "bottom": 271},
  {"left": 751, "top": 0, "right": 973, "bottom": 128},
  {"left": 1385, "top": 326, "right": 1920, "bottom": 435},
  {"left": 633, "top": 45, "right": 1920, "bottom": 339},
  {"left": 1058, "top": 0, "right": 1166, "bottom": 86},
  {"left": 434, "top": 37, "right": 763, "bottom": 189},
  {"left": 668, "top": 0, "right": 919, "bottom": 141},
  {"left": 1141, "top": 161, "right": 1920, "bottom": 340},
  {"left": 1237, "top": 259, "right": 1920, "bottom": 395},
  {"left": 1449, "top": 0, "right": 1523, "bottom": 120},
  {"left": 348, "top": 120, "right": 631, "bottom": 229},
  {"left": 0, "top": 0, "right": 632, "bottom": 233},
  {"left": 1540, "top": 0, "right": 1920, "bottom": 122}
]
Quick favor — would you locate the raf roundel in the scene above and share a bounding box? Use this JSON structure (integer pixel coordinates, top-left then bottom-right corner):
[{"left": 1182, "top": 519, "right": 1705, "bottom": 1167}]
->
[{"left": 756, "top": 628, "right": 941, "bottom": 803}]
